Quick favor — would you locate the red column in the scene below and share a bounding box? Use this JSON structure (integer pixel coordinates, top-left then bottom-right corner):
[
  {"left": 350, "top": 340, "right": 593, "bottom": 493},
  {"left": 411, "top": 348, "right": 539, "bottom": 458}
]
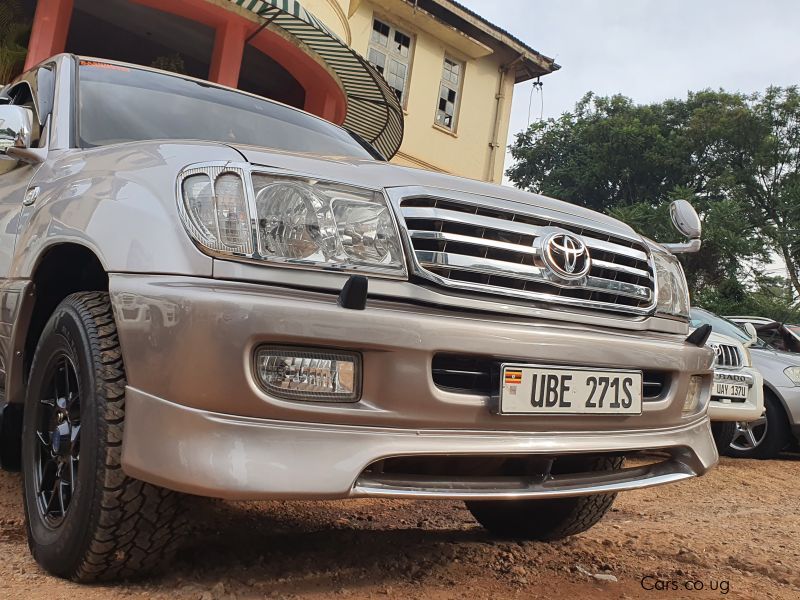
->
[
  {"left": 209, "top": 20, "right": 246, "bottom": 88},
  {"left": 25, "top": 0, "right": 75, "bottom": 70}
]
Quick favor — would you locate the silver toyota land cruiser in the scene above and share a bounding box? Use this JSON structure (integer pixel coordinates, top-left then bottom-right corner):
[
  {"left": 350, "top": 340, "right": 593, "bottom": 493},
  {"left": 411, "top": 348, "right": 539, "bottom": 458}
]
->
[{"left": 0, "top": 55, "right": 716, "bottom": 581}]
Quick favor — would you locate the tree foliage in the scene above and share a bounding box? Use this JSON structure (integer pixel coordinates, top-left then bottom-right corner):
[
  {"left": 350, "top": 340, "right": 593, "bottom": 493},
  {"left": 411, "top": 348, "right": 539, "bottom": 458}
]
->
[
  {"left": 507, "top": 89, "right": 800, "bottom": 317},
  {"left": 0, "top": 0, "right": 30, "bottom": 85}
]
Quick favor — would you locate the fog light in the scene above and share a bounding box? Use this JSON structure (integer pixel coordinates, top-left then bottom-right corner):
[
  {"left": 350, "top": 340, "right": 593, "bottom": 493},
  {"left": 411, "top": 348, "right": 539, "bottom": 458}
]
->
[
  {"left": 255, "top": 346, "right": 361, "bottom": 402},
  {"left": 682, "top": 375, "right": 708, "bottom": 415}
]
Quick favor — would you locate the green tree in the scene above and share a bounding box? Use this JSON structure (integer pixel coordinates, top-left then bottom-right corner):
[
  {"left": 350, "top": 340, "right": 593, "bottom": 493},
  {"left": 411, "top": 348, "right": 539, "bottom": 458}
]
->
[
  {"left": 507, "top": 89, "right": 800, "bottom": 313},
  {"left": 0, "top": 0, "right": 30, "bottom": 85}
]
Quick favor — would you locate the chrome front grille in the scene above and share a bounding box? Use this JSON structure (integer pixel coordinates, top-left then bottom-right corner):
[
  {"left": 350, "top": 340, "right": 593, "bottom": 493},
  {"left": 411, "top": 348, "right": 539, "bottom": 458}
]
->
[
  {"left": 398, "top": 196, "right": 656, "bottom": 314},
  {"left": 709, "top": 343, "right": 743, "bottom": 369}
]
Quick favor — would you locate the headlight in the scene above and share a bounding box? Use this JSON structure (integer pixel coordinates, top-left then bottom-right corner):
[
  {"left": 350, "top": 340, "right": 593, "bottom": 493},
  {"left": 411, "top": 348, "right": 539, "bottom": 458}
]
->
[
  {"left": 178, "top": 165, "right": 406, "bottom": 277},
  {"left": 742, "top": 345, "right": 752, "bottom": 367},
  {"left": 652, "top": 251, "right": 690, "bottom": 319},
  {"left": 785, "top": 366, "right": 800, "bottom": 386}
]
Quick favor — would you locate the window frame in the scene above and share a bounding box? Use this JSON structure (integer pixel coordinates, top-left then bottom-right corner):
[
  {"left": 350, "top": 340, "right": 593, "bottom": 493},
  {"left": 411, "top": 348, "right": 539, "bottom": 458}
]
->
[
  {"left": 366, "top": 15, "right": 415, "bottom": 108},
  {"left": 434, "top": 54, "right": 465, "bottom": 133}
]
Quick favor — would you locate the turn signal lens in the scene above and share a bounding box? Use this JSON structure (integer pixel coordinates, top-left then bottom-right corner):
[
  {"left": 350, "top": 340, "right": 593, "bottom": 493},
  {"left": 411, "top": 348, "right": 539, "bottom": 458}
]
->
[
  {"left": 255, "top": 346, "right": 361, "bottom": 403},
  {"left": 213, "top": 173, "right": 251, "bottom": 252},
  {"left": 682, "top": 375, "right": 708, "bottom": 415},
  {"left": 181, "top": 170, "right": 252, "bottom": 254},
  {"left": 181, "top": 174, "right": 216, "bottom": 242}
]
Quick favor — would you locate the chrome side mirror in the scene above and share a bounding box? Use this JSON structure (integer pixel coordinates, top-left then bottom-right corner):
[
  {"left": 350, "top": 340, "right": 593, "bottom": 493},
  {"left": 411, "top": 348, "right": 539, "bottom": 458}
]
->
[
  {"left": 663, "top": 199, "right": 702, "bottom": 254},
  {"left": 0, "top": 105, "right": 34, "bottom": 153},
  {"left": 743, "top": 322, "right": 758, "bottom": 348},
  {"left": 0, "top": 105, "right": 43, "bottom": 172}
]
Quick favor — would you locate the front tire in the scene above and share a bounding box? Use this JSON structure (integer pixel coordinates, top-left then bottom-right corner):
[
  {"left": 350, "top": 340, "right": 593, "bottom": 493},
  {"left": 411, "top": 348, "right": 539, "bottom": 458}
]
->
[
  {"left": 21, "top": 292, "right": 184, "bottom": 581},
  {"left": 466, "top": 456, "right": 623, "bottom": 541},
  {"left": 725, "top": 392, "right": 790, "bottom": 460},
  {"left": 710, "top": 421, "right": 736, "bottom": 454}
]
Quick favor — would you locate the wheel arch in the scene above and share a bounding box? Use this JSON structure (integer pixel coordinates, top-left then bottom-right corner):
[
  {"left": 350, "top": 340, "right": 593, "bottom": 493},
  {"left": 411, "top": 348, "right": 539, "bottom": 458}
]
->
[
  {"left": 9, "top": 243, "right": 109, "bottom": 407},
  {"left": 763, "top": 381, "right": 792, "bottom": 426}
]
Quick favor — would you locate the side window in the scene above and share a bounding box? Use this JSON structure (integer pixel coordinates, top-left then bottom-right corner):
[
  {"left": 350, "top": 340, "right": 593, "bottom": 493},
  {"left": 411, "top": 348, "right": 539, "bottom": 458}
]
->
[
  {"left": 435, "top": 56, "right": 464, "bottom": 132},
  {"left": 367, "top": 17, "right": 414, "bottom": 106}
]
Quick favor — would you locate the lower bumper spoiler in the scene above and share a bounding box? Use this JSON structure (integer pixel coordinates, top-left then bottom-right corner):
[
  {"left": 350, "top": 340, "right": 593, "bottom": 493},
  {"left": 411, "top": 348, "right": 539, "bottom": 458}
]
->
[{"left": 122, "top": 388, "right": 718, "bottom": 501}]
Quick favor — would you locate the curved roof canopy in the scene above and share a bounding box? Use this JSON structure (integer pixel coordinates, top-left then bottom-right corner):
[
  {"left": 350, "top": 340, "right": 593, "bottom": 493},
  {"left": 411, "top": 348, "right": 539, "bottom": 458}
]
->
[{"left": 229, "top": 0, "right": 404, "bottom": 158}]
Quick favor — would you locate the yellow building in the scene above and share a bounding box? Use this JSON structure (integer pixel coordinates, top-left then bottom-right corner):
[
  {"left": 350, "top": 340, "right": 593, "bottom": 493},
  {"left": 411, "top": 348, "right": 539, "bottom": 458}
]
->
[
  {"left": 302, "top": 0, "right": 558, "bottom": 182},
  {"left": 14, "top": 0, "right": 557, "bottom": 182}
]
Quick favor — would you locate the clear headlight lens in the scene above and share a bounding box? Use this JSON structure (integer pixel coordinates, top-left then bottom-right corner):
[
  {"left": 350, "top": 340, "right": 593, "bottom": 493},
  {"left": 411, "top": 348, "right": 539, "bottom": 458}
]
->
[
  {"left": 652, "top": 251, "right": 690, "bottom": 319},
  {"left": 742, "top": 345, "right": 752, "bottom": 368},
  {"left": 179, "top": 167, "right": 405, "bottom": 276},
  {"left": 784, "top": 366, "right": 800, "bottom": 386},
  {"left": 253, "top": 175, "right": 403, "bottom": 270},
  {"left": 181, "top": 170, "right": 253, "bottom": 255}
]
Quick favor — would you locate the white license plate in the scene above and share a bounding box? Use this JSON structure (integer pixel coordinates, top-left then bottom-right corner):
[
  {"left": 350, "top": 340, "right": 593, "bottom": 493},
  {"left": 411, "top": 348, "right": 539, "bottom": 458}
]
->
[
  {"left": 713, "top": 381, "right": 748, "bottom": 399},
  {"left": 499, "top": 364, "right": 642, "bottom": 415}
]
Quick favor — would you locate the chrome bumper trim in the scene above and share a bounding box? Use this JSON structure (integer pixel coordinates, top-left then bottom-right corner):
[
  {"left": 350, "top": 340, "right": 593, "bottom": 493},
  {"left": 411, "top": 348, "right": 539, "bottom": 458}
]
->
[{"left": 352, "top": 457, "right": 696, "bottom": 500}]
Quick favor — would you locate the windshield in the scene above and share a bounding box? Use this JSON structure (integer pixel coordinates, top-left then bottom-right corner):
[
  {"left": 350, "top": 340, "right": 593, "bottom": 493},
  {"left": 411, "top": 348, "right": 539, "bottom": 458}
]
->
[
  {"left": 77, "top": 61, "right": 375, "bottom": 159},
  {"left": 689, "top": 307, "right": 761, "bottom": 345}
]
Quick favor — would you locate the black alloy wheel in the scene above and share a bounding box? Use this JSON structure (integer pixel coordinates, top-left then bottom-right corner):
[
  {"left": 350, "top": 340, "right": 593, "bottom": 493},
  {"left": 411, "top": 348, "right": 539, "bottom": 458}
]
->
[{"left": 32, "top": 354, "right": 82, "bottom": 527}]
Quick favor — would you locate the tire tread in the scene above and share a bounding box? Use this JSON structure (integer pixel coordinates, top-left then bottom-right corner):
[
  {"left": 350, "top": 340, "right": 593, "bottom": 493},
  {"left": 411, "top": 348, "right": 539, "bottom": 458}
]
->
[
  {"left": 27, "top": 292, "right": 184, "bottom": 582},
  {"left": 466, "top": 456, "right": 623, "bottom": 541}
]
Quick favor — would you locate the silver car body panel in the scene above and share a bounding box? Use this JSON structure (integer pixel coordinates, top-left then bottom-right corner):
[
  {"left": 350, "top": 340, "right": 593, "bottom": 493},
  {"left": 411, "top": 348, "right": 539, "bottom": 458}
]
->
[{"left": 750, "top": 347, "right": 800, "bottom": 427}]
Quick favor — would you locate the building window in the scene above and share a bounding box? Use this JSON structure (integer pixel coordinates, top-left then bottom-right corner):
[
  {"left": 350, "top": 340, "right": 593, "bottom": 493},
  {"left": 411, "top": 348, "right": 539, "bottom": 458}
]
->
[
  {"left": 367, "top": 17, "right": 413, "bottom": 105},
  {"left": 435, "top": 56, "right": 464, "bottom": 131}
]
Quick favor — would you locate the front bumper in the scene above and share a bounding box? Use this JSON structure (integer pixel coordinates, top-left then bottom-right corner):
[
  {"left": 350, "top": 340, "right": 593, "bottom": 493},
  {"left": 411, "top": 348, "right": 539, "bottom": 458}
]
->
[
  {"left": 708, "top": 367, "right": 764, "bottom": 422},
  {"left": 122, "top": 389, "right": 718, "bottom": 500},
  {"left": 110, "top": 274, "right": 717, "bottom": 500}
]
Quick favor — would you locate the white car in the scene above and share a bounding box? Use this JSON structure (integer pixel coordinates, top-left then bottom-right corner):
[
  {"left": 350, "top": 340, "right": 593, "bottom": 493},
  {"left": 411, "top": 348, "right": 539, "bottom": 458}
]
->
[{"left": 706, "top": 331, "right": 764, "bottom": 451}]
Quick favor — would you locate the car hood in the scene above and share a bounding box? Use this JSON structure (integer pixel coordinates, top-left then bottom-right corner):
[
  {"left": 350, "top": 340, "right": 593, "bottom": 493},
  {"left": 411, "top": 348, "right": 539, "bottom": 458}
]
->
[
  {"left": 707, "top": 331, "right": 744, "bottom": 346},
  {"left": 751, "top": 346, "right": 800, "bottom": 367},
  {"left": 230, "top": 145, "right": 643, "bottom": 241}
]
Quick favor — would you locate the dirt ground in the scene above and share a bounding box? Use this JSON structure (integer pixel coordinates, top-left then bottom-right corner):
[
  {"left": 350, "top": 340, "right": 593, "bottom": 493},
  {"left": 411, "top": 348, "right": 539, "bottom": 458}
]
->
[{"left": 1, "top": 455, "right": 799, "bottom": 600}]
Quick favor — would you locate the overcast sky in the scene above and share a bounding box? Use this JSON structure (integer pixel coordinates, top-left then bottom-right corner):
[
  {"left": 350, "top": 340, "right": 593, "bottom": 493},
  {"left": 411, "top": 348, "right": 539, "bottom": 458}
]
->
[{"left": 457, "top": 0, "right": 800, "bottom": 178}]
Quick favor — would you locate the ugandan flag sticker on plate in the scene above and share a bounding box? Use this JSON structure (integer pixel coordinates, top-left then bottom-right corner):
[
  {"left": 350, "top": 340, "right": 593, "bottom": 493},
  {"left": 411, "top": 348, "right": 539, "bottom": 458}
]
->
[{"left": 504, "top": 369, "right": 523, "bottom": 385}]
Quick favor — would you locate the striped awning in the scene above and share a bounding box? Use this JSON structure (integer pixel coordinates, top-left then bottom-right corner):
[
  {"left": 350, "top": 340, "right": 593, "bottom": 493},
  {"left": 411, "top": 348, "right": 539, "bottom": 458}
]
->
[{"left": 229, "top": 0, "right": 404, "bottom": 159}]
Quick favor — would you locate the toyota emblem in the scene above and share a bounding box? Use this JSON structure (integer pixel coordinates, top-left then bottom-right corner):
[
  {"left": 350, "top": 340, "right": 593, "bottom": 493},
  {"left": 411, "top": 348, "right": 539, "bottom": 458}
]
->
[{"left": 542, "top": 232, "right": 591, "bottom": 279}]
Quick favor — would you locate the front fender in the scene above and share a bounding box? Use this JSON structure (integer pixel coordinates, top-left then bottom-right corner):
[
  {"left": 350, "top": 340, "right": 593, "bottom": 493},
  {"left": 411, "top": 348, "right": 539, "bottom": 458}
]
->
[{"left": 12, "top": 141, "right": 244, "bottom": 278}]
